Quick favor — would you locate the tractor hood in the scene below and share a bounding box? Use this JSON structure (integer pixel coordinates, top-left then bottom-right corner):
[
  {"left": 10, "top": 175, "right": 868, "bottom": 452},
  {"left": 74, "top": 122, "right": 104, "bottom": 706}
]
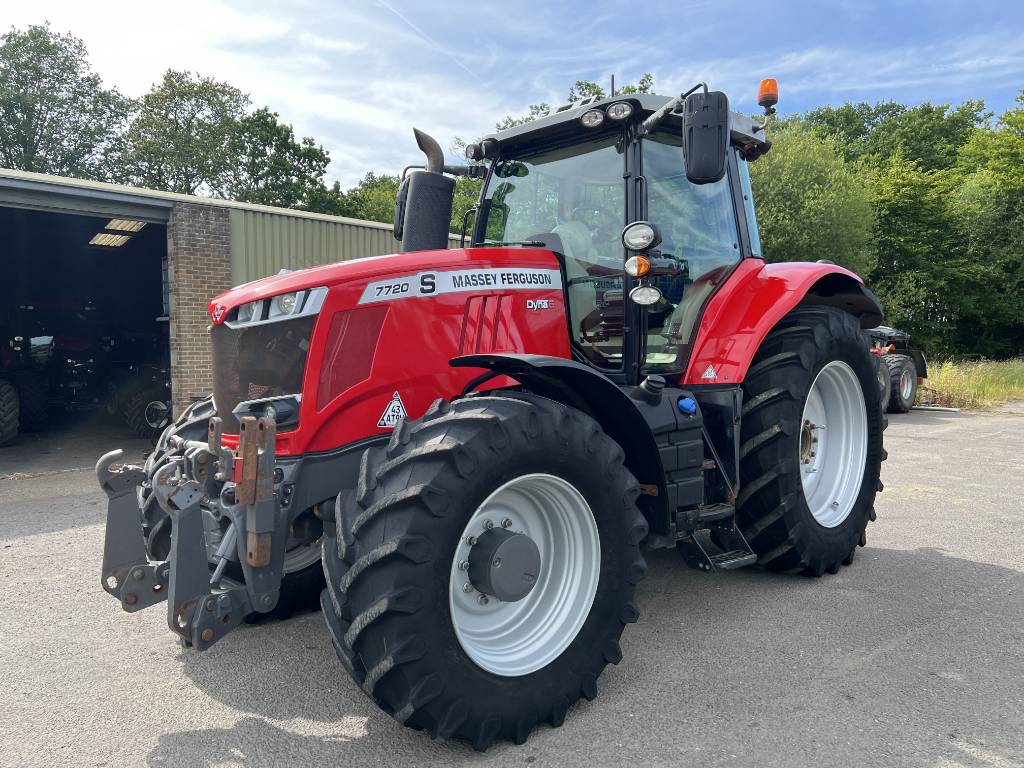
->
[{"left": 208, "top": 247, "right": 559, "bottom": 324}]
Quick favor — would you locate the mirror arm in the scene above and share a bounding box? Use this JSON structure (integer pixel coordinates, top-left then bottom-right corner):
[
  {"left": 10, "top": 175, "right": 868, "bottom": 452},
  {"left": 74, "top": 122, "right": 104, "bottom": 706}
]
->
[
  {"left": 640, "top": 82, "right": 707, "bottom": 136},
  {"left": 460, "top": 206, "right": 477, "bottom": 248}
]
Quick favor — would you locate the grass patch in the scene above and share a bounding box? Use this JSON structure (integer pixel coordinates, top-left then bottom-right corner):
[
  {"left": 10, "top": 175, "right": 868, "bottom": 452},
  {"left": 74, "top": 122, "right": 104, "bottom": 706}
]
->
[{"left": 917, "top": 360, "right": 1024, "bottom": 409}]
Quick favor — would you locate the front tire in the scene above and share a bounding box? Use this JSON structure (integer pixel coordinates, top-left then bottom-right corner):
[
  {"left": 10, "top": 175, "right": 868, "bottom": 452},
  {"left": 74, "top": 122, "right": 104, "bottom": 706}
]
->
[
  {"left": 876, "top": 356, "right": 892, "bottom": 412},
  {"left": 321, "top": 393, "right": 647, "bottom": 750},
  {"left": 738, "top": 307, "right": 885, "bottom": 575}
]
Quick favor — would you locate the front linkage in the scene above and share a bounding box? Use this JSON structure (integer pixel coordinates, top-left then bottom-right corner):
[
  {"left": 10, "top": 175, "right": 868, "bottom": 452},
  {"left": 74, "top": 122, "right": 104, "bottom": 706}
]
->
[{"left": 97, "top": 413, "right": 288, "bottom": 650}]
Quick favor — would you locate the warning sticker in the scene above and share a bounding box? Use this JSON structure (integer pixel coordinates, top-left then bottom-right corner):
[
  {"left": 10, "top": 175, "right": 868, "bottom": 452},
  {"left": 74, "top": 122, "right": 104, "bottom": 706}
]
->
[
  {"left": 377, "top": 391, "right": 408, "bottom": 428},
  {"left": 358, "top": 268, "right": 562, "bottom": 305},
  {"left": 701, "top": 365, "right": 718, "bottom": 381}
]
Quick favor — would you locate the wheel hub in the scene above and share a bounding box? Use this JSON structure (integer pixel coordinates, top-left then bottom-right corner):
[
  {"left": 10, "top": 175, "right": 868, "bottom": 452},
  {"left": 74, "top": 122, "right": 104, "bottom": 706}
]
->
[{"left": 468, "top": 528, "right": 541, "bottom": 602}]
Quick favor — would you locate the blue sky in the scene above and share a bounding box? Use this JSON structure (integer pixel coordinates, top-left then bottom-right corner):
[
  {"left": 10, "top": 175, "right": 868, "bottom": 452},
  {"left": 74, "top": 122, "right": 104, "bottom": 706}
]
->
[{"left": 10, "top": 0, "right": 1024, "bottom": 186}]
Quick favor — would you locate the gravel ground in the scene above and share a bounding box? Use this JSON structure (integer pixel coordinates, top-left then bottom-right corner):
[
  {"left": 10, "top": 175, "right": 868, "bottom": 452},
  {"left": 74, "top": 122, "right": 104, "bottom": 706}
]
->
[{"left": 1, "top": 408, "right": 1022, "bottom": 768}]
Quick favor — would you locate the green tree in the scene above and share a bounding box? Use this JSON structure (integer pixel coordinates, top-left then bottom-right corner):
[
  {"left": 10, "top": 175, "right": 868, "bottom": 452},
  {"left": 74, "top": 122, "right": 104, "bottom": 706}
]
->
[
  {"left": 945, "top": 92, "right": 1024, "bottom": 355},
  {"left": 866, "top": 153, "right": 993, "bottom": 353},
  {"left": 807, "top": 100, "right": 988, "bottom": 171},
  {"left": 805, "top": 102, "right": 903, "bottom": 162},
  {"left": 0, "top": 23, "right": 128, "bottom": 178},
  {"left": 330, "top": 172, "right": 402, "bottom": 224},
  {"left": 118, "top": 70, "right": 249, "bottom": 194},
  {"left": 749, "top": 125, "right": 875, "bottom": 276},
  {"left": 226, "top": 107, "right": 330, "bottom": 208}
]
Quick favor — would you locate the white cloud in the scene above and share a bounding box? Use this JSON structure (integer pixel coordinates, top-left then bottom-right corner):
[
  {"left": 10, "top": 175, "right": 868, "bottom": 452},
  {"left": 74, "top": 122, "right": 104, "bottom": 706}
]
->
[{"left": 7, "top": 1, "right": 1023, "bottom": 188}]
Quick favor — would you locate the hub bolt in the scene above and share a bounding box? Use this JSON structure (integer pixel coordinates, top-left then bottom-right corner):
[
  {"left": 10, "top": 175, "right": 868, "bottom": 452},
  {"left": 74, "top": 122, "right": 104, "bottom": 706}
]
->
[
  {"left": 462, "top": 582, "right": 473, "bottom": 593},
  {"left": 501, "top": 518, "right": 513, "bottom": 529},
  {"left": 478, "top": 595, "right": 489, "bottom": 605},
  {"left": 483, "top": 519, "right": 494, "bottom": 530},
  {"left": 458, "top": 560, "right": 469, "bottom": 571},
  {"left": 467, "top": 536, "right": 477, "bottom": 546}
]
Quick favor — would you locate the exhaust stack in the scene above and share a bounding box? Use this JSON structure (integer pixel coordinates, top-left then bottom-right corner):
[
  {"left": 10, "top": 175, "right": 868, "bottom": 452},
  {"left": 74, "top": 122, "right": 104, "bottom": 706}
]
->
[{"left": 414, "top": 128, "right": 445, "bottom": 174}]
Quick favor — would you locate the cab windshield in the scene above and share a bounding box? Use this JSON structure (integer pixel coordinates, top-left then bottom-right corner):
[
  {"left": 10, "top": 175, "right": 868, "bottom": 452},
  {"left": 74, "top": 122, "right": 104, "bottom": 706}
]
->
[
  {"left": 477, "top": 131, "right": 744, "bottom": 374},
  {"left": 479, "top": 137, "right": 627, "bottom": 369}
]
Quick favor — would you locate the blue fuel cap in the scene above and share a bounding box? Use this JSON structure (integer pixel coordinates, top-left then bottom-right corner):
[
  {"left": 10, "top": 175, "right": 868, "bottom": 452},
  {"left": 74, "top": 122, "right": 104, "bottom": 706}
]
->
[{"left": 677, "top": 396, "right": 697, "bottom": 415}]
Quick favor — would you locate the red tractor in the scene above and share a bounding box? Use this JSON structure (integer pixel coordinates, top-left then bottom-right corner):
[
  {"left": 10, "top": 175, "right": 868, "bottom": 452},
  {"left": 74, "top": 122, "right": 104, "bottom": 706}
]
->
[{"left": 98, "top": 81, "right": 886, "bottom": 750}]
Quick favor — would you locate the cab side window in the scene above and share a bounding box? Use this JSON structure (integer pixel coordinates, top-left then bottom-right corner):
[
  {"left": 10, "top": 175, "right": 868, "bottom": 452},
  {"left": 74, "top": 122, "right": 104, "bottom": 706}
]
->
[{"left": 642, "top": 133, "right": 741, "bottom": 367}]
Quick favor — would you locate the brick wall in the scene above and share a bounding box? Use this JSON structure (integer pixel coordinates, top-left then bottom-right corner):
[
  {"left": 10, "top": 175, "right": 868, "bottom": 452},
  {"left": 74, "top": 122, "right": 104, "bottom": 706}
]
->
[{"left": 167, "top": 202, "right": 232, "bottom": 416}]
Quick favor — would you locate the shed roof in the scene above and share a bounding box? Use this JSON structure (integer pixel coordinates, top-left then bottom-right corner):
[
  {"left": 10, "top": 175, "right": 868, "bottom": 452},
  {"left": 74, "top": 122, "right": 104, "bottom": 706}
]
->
[{"left": 0, "top": 167, "right": 395, "bottom": 230}]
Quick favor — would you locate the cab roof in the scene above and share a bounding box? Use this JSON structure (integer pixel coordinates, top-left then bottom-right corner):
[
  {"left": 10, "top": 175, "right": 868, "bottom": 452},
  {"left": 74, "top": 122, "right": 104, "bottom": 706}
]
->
[{"left": 481, "top": 92, "right": 767, "bottom": 158}]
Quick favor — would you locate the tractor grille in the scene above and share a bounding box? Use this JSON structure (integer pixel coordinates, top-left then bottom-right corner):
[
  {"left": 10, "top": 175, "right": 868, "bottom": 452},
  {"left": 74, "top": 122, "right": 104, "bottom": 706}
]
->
[{"left": 210, "top": 316, "right": 316, "bottom": 433}]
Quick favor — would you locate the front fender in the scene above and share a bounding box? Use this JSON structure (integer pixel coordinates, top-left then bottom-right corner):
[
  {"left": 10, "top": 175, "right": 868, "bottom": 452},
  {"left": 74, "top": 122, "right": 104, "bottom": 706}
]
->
[
  {"left": 682, "top": 260, "right": 883, "bottom": 385},
  {"left": 450, "top": 353, "right": 669, "bottom": 525}
]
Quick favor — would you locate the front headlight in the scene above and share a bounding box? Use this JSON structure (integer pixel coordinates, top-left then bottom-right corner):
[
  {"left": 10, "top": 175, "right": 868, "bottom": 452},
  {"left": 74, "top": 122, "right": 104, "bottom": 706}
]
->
[
  {"left": 225, "top": 287, "right": 328, "bottom": 328},
  {"left": 269, "top": 292, "right": 298, "bottom": 318},
  {"left": 622, "top": 221, "right": 662, "bottom": 251},
  {"left": 236, "top": 301, "right": 258, "bottom": 323}
]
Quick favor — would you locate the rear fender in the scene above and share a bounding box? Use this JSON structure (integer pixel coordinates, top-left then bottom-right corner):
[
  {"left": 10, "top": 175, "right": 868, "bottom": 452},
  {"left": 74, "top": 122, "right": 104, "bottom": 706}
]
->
[
  {"left": 682, "top": 261, "right": 884, "bottom": 385},
  {"left": 908, "top": 349, "right": 928, "bottom": 380},
  {"left": 450, "top": 353, "right": 669, "bottom": 530}
]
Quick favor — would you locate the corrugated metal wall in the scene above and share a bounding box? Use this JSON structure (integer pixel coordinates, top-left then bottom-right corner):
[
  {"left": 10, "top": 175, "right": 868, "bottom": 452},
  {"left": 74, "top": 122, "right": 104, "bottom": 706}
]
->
[{"left": 229, "top": 209, "right": 462, "bottom": 285}]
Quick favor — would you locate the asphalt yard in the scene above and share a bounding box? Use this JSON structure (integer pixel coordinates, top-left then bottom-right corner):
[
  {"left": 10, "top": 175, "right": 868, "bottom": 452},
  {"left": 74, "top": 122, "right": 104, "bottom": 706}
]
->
[{"left": 1, "top": 407, "right": 1021, "bottom": 767}]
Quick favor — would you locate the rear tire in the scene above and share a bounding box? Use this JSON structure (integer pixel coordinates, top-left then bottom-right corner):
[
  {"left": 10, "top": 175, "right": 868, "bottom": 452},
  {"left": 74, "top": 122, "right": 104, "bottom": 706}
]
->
[
  {"left": 0, "top": 380, "right": 19, "bottom": 446},
  {"left": 17, "top": 381, "right": 48, "bottom": 432},
  {"left": 123, "top": 388, "right": 170, "bottom": 438},
  {"left": 885, "top": 354, "right": 917, "bottom": 413},
  {"left": 321, "top": 393, "right": 647, "bottom": 750},
  {"left": 738, "top": 306, "right": 885, "bottom": 575}
]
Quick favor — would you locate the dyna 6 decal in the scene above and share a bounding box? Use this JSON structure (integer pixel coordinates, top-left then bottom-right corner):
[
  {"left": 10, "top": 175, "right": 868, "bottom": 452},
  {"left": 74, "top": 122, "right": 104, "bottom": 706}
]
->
[{"left": 358, "top": 268, "right": 563, "bottom": 304}]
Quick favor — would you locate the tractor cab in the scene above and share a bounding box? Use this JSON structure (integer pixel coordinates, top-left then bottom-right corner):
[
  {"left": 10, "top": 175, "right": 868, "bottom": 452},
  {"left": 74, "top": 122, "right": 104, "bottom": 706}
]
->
[{"left": 462, "top": 88, "right": 771, "bottom": 383}]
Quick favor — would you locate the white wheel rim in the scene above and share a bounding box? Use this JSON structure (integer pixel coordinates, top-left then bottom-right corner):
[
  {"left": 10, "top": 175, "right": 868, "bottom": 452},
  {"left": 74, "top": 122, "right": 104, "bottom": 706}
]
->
[
  {"left": 799, "top": 361, "right": 868, "bottom": 528},
  {"left": 900, "top": 369, "right": 914, "bottom": 401},
  {"left": 448, "top": 473, "right": 600, "bottom": 677},
  {"left": 144, "top": 401, "right": 169, "bottom": 429}
]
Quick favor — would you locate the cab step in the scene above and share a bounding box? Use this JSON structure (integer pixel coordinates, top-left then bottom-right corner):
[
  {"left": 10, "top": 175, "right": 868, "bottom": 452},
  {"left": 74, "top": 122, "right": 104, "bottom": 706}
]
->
[
  {"left": 673, "top": 504, "right": 757, "bottom": 573},
  {"left": 709, "top": 549, "right": 758, "bottom": 570}
]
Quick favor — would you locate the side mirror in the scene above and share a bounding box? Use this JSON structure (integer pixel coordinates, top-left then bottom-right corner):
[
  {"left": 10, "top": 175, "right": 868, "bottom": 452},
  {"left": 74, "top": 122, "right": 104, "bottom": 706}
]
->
[
  {"left": 393, "top": 176, "right": 410, "bottom": 241},
  {"left": 682, "top": 90, "right": 729, "bottom": 185}
]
